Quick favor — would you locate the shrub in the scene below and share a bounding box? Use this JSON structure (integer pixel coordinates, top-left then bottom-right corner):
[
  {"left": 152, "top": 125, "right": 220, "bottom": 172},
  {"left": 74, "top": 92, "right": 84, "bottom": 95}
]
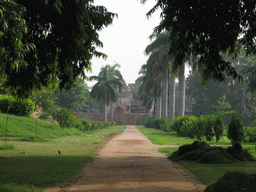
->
[
  {"left": 214, "top": 115, "right": 224, "bottom": 142},
  {"left": 179, "top": 116, "right": 198, "bottom": 138},
  {"left": 170, "top": 115, "right": 191, "bottom": 134},
  {"left": 244, "top": 126, "right": 256, "bottom": 143},
  {"left": 144, "top": 117, "right": 171, "bottom": 131},
  {"left": 52, "top": 108, "right": 76, "bottom": 128},
  {"left": 144, "top": 117, "right": 154, "bottom": 128},
  {"left": 0, "top": 94, "right": 35, "bottom": 116},
  {"left": 77, "top": 119, "right": 115, "bottom": 131},
  {"left": 204, "top": 115, "right": 216, "bottom": 141},
  {"left": 227, "top": 114, "right": 244, "bottom": 144}
]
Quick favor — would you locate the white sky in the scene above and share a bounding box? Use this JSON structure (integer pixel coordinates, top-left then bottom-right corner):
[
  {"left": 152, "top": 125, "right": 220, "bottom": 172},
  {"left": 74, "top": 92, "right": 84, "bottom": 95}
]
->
[{"left": 86, "top": 0, "right": 162, "bottom": 87}]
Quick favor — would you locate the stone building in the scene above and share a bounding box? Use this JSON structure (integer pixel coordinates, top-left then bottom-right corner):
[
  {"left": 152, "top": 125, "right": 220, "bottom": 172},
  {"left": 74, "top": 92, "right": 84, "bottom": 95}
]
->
[{"left": 108, "top": 84, "right": 147, "bottom": 114}]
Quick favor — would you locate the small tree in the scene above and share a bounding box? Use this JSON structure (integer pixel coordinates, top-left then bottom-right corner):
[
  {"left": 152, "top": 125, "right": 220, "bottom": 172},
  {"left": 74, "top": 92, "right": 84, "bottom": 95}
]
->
[
  {"left": 214, "top": 116, "right": 224, "bottom": 142},
  {"left": 211, "top": 95, "right": 235, "bottom": 117},
  {"left": 227, "top": 113, "right": 244, "bottom": 144}
]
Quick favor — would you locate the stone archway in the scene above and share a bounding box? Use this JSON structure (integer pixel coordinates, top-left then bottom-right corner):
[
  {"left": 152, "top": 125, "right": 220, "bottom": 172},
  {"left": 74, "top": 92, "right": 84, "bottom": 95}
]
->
[{"left": 114, "top": 106, "right": 124, "bottom": 113}]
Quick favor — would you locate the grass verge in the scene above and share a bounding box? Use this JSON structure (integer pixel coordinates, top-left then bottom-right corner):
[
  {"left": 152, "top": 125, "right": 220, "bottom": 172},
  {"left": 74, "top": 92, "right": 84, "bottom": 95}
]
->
[
  {"left": 0, "top": 113, "right": 126, "bottom": 192},
  {"left": 0, "top": 113, "right": 82, "bottom": 142},
  {"left": 137, "top": 126, "right": 256, "bottom": 186}
]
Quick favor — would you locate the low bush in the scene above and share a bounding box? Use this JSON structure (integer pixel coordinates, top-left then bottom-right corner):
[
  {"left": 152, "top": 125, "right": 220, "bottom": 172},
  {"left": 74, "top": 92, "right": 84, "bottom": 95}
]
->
[
  {"left": 52, "top": 108, "right": 76, "bottom": 128},
  {"left": 244, "top": 126, "right": 256, "bottom": 143},
  {"left": 144, "top": 117, "right": 171, "bottom": 131},
  {"left": 77, "top": 119, "right": 116, "bottom": 132},
  {"left": 0, "top": 94, "right": 35, "bottom": 117}
]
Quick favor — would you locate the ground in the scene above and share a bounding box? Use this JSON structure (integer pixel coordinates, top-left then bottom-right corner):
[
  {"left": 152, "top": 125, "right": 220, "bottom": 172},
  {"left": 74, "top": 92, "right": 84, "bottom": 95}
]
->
[{"left": 43, "top": 126, "right": 206, "bottom": 192}]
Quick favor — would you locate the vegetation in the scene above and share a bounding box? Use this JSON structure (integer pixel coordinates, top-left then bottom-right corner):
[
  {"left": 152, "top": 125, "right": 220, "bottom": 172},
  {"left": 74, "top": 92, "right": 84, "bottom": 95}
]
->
[
  {"left": 186, "top": 60, "right": 256, "bottom": 122},
  {"left": 90, "top": 64, "right": 124, "bottom": 122},
  {"left": 0, "top": 113, "right": 125, "bottom": 191},
  {"left": 141, "top": 0, "right": 256, "bottom": 84},
  {"left": 1, "top": 0, "right": 117, "bottom": 98},
  {"left": 137, "top": 126, "right": 256, "bottom": 186},
  {"left": 77, "top": 119, "right": 116, "bottom": 132},
  {"left": 227, "top": 114, "right": 244, "bottom": 144},
  {"left": 0, "top": 95, "right": 35, "bottom": 117}
]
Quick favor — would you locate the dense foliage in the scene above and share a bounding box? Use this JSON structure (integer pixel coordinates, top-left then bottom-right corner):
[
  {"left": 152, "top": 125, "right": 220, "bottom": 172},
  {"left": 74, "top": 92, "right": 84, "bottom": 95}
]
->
[
  {"left": 144, "top": 117, "right": 172, "bottom": 132},
  {"left": 77, "top": 119, "right": 116, "bottom": 132},
  {"left": 52, "top": 108, "right": 76, "bottom": 128},
  {"left": 0, "top": 94, "right": 35, "bottom": 116},
  {"left": 1, "top": 0, "right": 116, "bottom": 98},
  {"left": 141, "top": 0, "right": 256, "bottom": 84},
  {"left": 186, "top": 69, "right": 256, "bottom": 122}
]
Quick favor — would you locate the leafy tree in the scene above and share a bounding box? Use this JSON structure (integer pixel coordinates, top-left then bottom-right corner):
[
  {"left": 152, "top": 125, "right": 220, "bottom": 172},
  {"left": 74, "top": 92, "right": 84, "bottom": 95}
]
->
[
  {"left": 90, "top": 65, "right": 123, "bottom": 122},
  {"left": 140, "top": 0, "right": 256, "bottom": 83},
  {"left": 211, "top": 96, "right": 235, "bottom": 117},
  {"left": 56, "top": 77, "right": 89, "bottom": 112},
  {"left": 1, "top": 0, "right": 116, "bottom": 98},
  {"left": 186, "top": 71, "right": 225, "bottom": 117}
]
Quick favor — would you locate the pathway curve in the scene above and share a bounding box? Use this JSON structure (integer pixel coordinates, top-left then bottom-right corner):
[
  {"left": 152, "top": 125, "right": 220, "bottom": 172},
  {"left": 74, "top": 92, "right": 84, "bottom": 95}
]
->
[{"left": 44, "top": 126, "right": 206, "bottom": 192}]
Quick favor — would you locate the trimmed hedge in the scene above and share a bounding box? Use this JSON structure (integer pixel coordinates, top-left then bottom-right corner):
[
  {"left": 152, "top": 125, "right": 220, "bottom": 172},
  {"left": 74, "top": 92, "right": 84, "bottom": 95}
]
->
[
  {"left": 144, "top": 117, "right": 171, "bottom": 132},
  {"left": 170, "top": 115, "right": 223, "bottom": 142},
  {"left": 77, "top": 119, "right": 116, "bottom": 132},
  {"left": 0, "top": 94, "right": 35, "bottom": 117}
]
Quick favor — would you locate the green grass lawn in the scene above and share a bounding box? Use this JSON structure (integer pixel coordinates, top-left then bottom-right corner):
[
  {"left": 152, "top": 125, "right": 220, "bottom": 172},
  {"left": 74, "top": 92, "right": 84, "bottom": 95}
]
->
[
  {"left": 0, "top": 113, "right": 126, "bottom": 192},
  {"left": 137, "top": 126, "right": 256, "bottom": 186}
]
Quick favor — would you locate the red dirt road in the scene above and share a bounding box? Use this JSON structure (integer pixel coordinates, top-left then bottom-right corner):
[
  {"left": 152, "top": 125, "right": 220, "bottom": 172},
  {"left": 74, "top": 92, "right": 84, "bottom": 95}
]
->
[{"left": 43, "top": 126, "right": 206, "bottom": 192}]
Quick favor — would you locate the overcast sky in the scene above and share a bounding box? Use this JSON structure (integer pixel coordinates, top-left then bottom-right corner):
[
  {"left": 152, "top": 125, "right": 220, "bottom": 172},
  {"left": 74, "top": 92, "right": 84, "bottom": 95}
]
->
[{"left": 86, "top": 0, "right": 162, "bottom": 87}]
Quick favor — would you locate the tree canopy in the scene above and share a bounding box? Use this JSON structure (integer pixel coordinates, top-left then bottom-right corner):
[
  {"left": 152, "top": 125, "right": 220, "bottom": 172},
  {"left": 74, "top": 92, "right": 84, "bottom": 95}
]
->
[
  {"left": 0, "top": 0, "right": 116, "bottom": 98},
  {"left": 141, "top": 0, "right": 256, "bottom": 83}
]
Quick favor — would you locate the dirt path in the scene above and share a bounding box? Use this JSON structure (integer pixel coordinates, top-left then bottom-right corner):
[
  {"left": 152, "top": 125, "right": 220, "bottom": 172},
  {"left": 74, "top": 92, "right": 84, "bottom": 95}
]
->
[{"left": 43, "top": 126, "right": 206, "bottom": 192}]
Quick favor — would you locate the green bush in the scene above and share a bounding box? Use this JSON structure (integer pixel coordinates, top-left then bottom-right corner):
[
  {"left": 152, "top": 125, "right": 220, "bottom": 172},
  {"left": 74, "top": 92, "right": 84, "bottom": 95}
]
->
[
  {"left": 77, "top": 119, "right": 116, "bottom": 131},
  {"left": 203, "top": 115, "right": 216, "bottom": 141},
  {"left": 0, "top": 94, "right": 35, "bottom": 116},
  {"left": 170, "top": 115, "right": 191, "bottom": 134},
  {"left": 227, "top": 114, "right": 244, "bottom": 144},
  {"left": 144, "top": 117, "right": 154, "bottom": 128},
  {"left": 244, "top": 126, "right": 256, "bottom": 143},
  {"left": 144, "top": 117, "right": 171, "bottom": 131},
  {"left": 52, "top": 108, "right": 76, "bottom": 128},
  {"left": 179, "top": 116, "right": 198, "bottom": 138}
]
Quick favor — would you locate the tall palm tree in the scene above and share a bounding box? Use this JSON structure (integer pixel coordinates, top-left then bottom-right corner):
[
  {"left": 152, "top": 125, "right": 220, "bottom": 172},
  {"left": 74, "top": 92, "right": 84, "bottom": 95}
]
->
[
  {"left": 144, "top": 33, "right": 171, "bottom": 118},
  {"left": 89, "top": 65, "right": 123, "bottom": 122},
  {"left": 107, "top": 64, "right": 125, "bottom": 121},
  {"left": 136, "top": 64, "right": 160, "bottom": 118}
]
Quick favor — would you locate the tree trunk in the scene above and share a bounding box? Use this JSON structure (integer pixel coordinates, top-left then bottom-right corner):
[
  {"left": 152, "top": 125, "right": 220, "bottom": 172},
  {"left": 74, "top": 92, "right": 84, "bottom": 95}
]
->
[
  {"left": 110, "top": 101, "right": 113, "bottom": 121},
  {"left": 155, "top": 96, "right": 162, "bottom": 118},
  {"left": 161, "top": 73, "right": 168, "bottom": 118},
  {"left": 177, "top": 63, "right": 185, "bottom": 117},
  {"left": 169, "top": 76, "right": 176, "bottom": 120},
  {"left": 104, "top": 100, "right": 108, "bottom": 122}
]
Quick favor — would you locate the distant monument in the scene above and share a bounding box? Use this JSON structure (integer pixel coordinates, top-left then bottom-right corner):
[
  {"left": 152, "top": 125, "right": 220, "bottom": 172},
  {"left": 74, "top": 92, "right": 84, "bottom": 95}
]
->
[{"left": 108, "top": 84, "right": 146, "bottom": 114}]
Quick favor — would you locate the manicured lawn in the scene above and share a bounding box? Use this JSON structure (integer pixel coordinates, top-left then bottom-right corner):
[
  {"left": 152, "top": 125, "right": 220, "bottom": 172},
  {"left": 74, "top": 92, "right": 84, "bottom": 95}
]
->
[
  {"left": 137, "top": 125, "right": 233, "bottom": 145},
  {"left": 0, "top": 113, "right": 126, "bottom": 192},
  {"left": 137, "top": 126, "right": 256, "bottom": 186}
]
